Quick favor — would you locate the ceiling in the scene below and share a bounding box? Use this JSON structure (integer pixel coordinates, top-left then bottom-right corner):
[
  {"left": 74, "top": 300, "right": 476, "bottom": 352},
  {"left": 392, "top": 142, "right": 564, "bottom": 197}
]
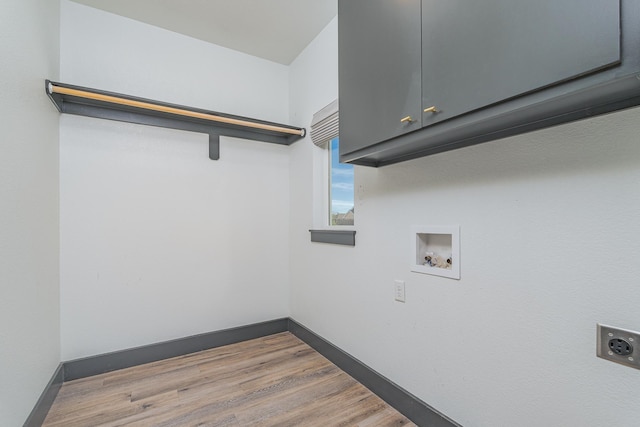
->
[{"left": 70, "top": 0, "right": 338, "bottom": 65}]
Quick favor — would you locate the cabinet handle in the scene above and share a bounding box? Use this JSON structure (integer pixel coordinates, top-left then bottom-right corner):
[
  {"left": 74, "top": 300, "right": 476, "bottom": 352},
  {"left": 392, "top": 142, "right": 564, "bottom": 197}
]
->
[
  {"left": 400, "top": 116, "right": 414, "bottom": 123},
  {"left": 423, "top": 106, "right": 439, "bottom": 113}
]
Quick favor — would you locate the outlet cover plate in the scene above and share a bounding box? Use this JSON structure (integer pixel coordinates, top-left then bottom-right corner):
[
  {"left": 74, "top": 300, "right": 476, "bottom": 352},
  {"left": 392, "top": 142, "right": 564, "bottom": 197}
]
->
[
  {"left": 394, "top": 280, "right": 405, "bottom": 303},
  {"left": 597, "top": 324, "right": 640, "bottom": 370}
]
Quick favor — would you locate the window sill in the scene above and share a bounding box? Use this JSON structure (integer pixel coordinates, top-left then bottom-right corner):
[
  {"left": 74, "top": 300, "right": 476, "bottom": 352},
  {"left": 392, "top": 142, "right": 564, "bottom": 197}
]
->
[{"left": 309, "top": 230, "right": 356, "bottom": 246}]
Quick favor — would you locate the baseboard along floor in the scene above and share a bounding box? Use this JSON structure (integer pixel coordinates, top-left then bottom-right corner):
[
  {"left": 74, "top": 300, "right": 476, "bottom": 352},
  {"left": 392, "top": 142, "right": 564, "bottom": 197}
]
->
[{"left": 25, "top": 318, "right": 460, "bottom": 427}]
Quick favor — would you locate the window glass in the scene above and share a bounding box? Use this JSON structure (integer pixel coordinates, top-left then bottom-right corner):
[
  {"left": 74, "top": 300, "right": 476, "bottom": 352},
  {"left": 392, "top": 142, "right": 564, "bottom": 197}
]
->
[{"left": 329, "top": 137, "right": 354, "bottom": 225}]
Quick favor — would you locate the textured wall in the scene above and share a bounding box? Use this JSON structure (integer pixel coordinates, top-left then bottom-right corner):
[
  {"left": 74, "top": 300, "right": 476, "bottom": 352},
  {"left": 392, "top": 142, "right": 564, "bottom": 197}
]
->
[
  {"left": 289, "top": 18, "right": 640, "bottom": 427},
  {"left": 0, "top": 0, "right": 60, "bottom": 425},
  {"left": 59, "top": 1, "right": 292, "bottom": 360}
]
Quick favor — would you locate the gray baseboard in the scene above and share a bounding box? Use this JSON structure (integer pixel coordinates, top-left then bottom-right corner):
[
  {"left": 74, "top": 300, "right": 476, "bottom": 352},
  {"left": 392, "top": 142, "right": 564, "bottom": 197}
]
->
[
  {"left": 64, "top": 318, "right": 289, "bottom": 381},
  {"left": 27, "top": 317, "right": 459, "bottom": 427},
  {"left": 288, "top": 319, "right": 461, "bottom": 427},
  {"left": 23, "top": 363, "right": 63, "bottom": 427}
]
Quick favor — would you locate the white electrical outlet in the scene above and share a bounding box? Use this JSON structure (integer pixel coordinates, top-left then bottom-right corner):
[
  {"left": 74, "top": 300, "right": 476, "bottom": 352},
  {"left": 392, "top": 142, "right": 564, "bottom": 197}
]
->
[{"left": 394, "top": 280, "right": 405, "bottom": 302}]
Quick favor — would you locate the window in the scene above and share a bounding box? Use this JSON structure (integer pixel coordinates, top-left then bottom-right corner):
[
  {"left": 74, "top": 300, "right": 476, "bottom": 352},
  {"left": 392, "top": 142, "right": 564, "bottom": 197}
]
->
[
  {"left": 310, "top": 100, "right": 355, "bottom": 231},
  {"left": 309, "top": 103, "right": 357, "bottom": 245},
  {"left": 329, "top": 137, "right": 354, "bottom": 226}
]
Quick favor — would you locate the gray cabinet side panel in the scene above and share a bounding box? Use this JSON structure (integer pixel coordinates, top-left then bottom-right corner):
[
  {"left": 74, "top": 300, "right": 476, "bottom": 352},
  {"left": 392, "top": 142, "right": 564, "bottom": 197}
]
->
[
  {"left": 339, "top": 0, "right": 422, "bottom": 156},
  {"left": 422, "top": 0, "right": 621, "bottom": 125}
]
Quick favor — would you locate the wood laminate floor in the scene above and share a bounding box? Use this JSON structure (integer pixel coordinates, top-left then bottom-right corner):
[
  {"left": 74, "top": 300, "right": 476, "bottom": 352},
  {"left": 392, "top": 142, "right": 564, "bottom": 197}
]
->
[{"left": 42, "top": 332, "right": 415, "bottom": 426}]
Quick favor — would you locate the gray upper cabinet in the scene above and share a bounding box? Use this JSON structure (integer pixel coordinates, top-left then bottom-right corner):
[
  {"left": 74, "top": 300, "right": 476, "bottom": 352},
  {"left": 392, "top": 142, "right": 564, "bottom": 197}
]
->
[
  {"left": 421, "top": 0, "right": 620, "bottom": 126},
  {"left": 338, "top": 0, "right": 422, "bottom": 155},
  {"left": 339, "top": 0, "right": 640, "bottom": 167}
]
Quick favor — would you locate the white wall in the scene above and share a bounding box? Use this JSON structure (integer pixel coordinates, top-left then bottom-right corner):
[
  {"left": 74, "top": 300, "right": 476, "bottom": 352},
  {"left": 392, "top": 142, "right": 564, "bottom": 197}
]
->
[
  {"left": 0, "top": 0, "right": 60, "bottom": 425},
  {"left": 59, "top": 1, "right": 291, "bottom": 360},
  {"left": 289, "top": 19, "right": 640, "bottom": 427},
  {"left": 289, "top": 18, "right": 340, "bottom": 242}
]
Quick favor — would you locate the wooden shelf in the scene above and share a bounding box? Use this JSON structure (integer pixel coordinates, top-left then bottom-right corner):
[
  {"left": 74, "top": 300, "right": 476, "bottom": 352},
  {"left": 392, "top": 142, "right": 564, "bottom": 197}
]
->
[{"left": 45, "top": 80, "right": 305, "bottom": 160}]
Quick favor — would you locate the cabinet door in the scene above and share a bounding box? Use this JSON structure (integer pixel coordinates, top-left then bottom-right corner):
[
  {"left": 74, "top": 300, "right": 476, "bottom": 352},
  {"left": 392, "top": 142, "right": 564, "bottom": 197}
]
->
[
  {"left": 339, "top": 0, "right": 422, "bottom": 157},
  {"left": 421, "top": 0, "right": 621, "bottom": 126}
]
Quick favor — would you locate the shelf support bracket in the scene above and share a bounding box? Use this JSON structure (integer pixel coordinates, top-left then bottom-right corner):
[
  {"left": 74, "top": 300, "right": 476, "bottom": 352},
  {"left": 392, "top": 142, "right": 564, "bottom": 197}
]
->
[{"left": 209, "top": 134, "right": 220, "bottom": 160}]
